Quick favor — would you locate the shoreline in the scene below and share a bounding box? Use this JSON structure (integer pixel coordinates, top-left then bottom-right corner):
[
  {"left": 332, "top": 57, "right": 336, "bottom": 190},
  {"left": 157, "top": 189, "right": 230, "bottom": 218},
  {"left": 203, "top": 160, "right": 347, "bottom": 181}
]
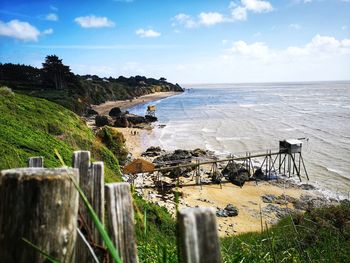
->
[
  {"left": 90, "top": 90, "right": 343, "bottom": 237},
  {"left": 92, "top": 91, "right": 182, "bottom": 115}
]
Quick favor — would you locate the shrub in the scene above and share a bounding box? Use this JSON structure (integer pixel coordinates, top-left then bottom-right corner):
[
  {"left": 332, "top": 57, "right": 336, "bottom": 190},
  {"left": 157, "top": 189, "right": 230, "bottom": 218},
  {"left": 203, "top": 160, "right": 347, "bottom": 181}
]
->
[{"left": 0, "top": 86, "right": 14, "bottom": 96}]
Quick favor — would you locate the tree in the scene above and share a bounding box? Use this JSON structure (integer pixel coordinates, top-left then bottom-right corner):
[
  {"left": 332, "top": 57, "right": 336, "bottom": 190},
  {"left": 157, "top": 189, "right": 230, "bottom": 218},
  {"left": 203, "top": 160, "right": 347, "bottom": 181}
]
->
[{"left": 42, "top": 55, "right": 72, "bottom": 89}]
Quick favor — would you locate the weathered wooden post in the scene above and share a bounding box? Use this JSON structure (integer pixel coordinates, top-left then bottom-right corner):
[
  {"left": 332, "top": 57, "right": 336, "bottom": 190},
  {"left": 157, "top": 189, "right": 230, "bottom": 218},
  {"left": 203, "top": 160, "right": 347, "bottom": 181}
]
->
[
  {"left": 28, "top": 156, "right": 44, "bottom": 167},
  {"left": 91, "top": 161, "right": 105, "bottom": 244},
  {"left": 177, "top": 207, "right": 222, "bottom": 263},
  {"left": 105, "top": 182, "right": 138, "bottom": 263},
  {"left": 0, "top": 168, "right": 79, "bottom": 263}
]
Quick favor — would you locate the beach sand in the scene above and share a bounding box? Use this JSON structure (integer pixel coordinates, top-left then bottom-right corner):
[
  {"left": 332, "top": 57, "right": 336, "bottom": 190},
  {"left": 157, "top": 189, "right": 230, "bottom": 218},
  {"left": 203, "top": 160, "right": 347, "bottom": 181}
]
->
[{"left": 92, "top": 91, "right": 181, "bottom": 115}]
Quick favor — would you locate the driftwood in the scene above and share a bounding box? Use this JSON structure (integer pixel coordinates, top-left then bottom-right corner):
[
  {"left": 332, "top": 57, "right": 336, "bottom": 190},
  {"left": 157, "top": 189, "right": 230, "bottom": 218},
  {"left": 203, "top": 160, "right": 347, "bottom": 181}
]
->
[
  {"left": 105, "top": 182, "right": 138, "bottom": 263},
  {"left": 177, "top": 207, "right": 222, "bottom": 263},
  {"left": 28, "top": 156, "right": 44, "bottom": 167},
  {"left": 0, "top": 168, "right": 79, "bottom": 263}
]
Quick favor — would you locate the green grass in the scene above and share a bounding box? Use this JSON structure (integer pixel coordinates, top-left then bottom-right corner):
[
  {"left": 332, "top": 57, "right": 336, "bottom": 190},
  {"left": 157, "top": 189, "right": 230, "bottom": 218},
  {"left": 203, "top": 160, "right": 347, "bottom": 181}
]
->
[
  {"left": 0, "top": 92, "right": 121, "bottom": 180},
  {"left": 133, "top": 194, "right": 178, "bottom": 262},
  {"left": 221, "top": 203, "right": 350, "bottom": 263}
]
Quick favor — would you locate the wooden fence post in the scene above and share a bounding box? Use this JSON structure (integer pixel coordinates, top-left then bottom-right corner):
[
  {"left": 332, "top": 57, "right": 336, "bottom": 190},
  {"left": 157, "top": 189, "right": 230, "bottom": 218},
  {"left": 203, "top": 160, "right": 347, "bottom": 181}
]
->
[
  {"left": 105, "top": 182, "right": 138, "bottom": 263},
  {"left": 91, "top": 161, "right": 105, "bottom": 245},
  {"left": 0, "top": 168, "right": 79, "bottom": 263},
  {"left": 177, "top": 207, "right": 222, "bottom": 263},
  {"left": 28, "top": 156, "right": 44, "bottom": 167}
]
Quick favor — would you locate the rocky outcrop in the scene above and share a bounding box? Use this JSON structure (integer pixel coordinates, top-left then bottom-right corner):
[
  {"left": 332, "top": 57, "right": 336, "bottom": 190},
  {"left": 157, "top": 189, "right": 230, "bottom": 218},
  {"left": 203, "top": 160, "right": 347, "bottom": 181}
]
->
[
  {"left": 109, "top": 107, "right": 122, "bottom": 117},
  {"left": 141, "top": 146, "right": 163, "bottom": 157},
  {"left": 145, "top": 115, "right": 158, "bottom": 122},
  {"left": 222, "top": 162, "right": 250, "bottom": 187},
  {"left": 95, "top": 115, "right": 113, "bottom": 127},
  {"left": 114, "top": 116, "right": 129, "bottom": 128}
]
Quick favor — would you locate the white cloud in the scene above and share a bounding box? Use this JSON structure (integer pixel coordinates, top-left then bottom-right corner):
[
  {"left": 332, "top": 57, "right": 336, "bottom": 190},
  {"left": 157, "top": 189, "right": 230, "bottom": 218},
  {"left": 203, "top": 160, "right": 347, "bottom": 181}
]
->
[
  {"left": 287, "top": 34, "right": 350, "bottom": 56},
  {"left": 230, "top": 0, "right": 273, "bottom": 21},
  {"left": 198, "top": 12, "right": 225, "bottom": 26},
  {"left": 135, "top": 28, "right": 161, "bottom": 38},
  {"left": 74, "top": 15, "right": 115, "bottom": 28},
  {"left": 173, "top": 13, "right": 197, "bottom": 28},
  {"left": 45, "top": 13, "right": 58, "bottom": 21},
  {"left": 242, "top": 0, "right": 273, "bottom": 13},
  {"left": 42, "top": 28, "right": 53, "bottom": 35},
  {"left": 0, "top": 19, "right": 40, "bottom": 41},
  {"left": 231, "top": 6, "right": 247, "bottom": 21},
  {"left": 289, "top": 23, "right": 301, "bottom": 30},
  {"left": 224, "top": 34, "right": 350, "bottom": 62},
  {"left": 228, "top": 40, "right": 272, "bottom": 59}
]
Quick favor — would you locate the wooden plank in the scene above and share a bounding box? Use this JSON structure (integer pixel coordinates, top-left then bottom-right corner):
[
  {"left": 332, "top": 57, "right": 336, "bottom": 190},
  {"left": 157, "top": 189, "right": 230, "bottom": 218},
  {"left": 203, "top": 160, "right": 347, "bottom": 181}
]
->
[
  {"left": 105, "top": 183, "right": 138, "bottom": 263},
  {"left": 177, "top": 207, "right": 222, "bottom": 263},
  {"left": 91, "top": 161, "right": 105, "bottom": 245},
  {"left": 72, "top": 151, "right": 94, "bottom": 263},
  {"left": 28, "top": 156, "right": 44, "bottom": 168},
  {"left": 0, "top": 168, "right": 79, "bottom": 263}
]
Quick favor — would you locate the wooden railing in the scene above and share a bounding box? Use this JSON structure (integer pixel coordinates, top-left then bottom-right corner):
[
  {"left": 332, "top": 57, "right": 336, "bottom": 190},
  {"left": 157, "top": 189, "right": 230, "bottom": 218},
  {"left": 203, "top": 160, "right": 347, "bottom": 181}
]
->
[{"left": 0, "top": 151, "right": 222, "bottom": 263}]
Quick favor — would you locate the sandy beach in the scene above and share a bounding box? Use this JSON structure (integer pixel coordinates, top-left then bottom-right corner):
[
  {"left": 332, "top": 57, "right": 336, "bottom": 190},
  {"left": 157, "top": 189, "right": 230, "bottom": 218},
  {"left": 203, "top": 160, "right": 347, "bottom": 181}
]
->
[{"left": 92, "top": 91, "right": 182, "bottom": 115}]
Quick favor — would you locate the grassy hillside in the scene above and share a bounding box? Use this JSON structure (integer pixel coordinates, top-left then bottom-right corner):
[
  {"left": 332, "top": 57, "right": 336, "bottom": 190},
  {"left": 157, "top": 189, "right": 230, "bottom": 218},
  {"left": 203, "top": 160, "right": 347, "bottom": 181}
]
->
[
  {"left": 0, "top": 88, "right": 178, "bottom": 261},
  {"left": 0, "top": 88, "right": 121, "bottom": 181}
]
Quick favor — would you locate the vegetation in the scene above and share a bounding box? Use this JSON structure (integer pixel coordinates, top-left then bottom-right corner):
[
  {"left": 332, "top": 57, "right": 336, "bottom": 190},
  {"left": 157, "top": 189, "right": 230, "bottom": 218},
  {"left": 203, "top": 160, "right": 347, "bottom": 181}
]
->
[
  {"left": 0, "top": 92, "right": 121, "bottom": 181},
  {"left": 0, "top": 56, "right": 183, "bottom": 115},
  {"left": 134, "top": 193, "right": 178, "bottom": 262},
  {"left": 221, "top": 202, "right": 350, "bottom": 263}
]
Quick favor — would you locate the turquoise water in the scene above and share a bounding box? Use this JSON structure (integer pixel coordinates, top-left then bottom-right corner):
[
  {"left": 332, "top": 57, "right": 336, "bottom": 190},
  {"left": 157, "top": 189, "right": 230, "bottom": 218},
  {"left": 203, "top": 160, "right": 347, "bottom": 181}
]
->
[{"left": 130, "top": 81, "right": 350, "bottom": 195}]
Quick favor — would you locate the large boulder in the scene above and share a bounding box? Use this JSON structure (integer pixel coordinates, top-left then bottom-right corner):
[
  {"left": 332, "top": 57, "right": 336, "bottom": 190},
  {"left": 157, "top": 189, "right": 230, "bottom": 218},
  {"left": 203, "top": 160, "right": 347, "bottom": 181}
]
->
[
  {"left": 114, "top": 116, "right": 129, "bottom": 128},
  {"left": 222, "top": 162, "right": 250, "bottom": 187},
  {"left": 126, "top": 114, "right": 146, "bottom": 125},
  {"left": 145, "top": 115, "right": 158, "bottom": 122},
  {"left": 109, "top": 107, "right": 122, "bottom": 117},
  {"left": 95, "top": 115, "right": 113, "bottom": 127},
  {"left": 86, "top": 108, "right": 98, "bottom": 117}
]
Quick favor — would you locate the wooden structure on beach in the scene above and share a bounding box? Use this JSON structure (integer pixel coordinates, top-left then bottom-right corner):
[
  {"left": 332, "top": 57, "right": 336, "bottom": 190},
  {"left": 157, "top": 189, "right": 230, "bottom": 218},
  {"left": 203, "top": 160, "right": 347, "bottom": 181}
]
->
[
  {"left": 146, "top": 105, "right": 156, "bottom": 117},
  {"left": 124, "top": 139, "right": 309, "bottom": 189}
]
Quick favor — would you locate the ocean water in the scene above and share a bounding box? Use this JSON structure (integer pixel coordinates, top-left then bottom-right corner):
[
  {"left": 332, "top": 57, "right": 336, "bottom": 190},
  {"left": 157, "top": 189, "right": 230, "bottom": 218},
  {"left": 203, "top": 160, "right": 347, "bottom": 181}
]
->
[{"left": 129, "top": 82, "right": 350, "bottom": 195}]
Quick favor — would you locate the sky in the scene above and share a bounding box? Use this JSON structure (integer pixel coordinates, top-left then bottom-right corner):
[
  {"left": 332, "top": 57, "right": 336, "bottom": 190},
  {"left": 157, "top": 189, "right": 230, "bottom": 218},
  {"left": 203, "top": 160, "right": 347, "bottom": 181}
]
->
[{"left": 0, "top": 0, "right": 349, "bottom": 84}]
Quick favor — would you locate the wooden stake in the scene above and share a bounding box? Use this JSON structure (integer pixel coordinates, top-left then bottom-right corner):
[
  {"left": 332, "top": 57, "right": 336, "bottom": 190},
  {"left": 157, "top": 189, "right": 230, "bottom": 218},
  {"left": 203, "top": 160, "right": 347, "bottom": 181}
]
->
[
  {"left": 0, "top": 168, "right": 79, "bottom": 263},
  {"left": 28, "top": 156, "right": 44, "bottom": 168},
  {"left": 177, "top": 207, "right": 222, "bottom": 263},
  {"left": 105, "top": 183, "right": 138, "bottom": 263}
]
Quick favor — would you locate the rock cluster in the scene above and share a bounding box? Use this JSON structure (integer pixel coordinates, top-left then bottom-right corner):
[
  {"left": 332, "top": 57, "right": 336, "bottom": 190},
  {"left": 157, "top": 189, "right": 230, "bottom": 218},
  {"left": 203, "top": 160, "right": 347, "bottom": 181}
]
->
[
  {"left": 141, "top": 146, "right": 163, "bottom": 157},
  {"left": 216, "top": 204, "right": 239, "bottom": 217},
  {"left": 222, "top": 162, "right": 250, "bottom": 187}
]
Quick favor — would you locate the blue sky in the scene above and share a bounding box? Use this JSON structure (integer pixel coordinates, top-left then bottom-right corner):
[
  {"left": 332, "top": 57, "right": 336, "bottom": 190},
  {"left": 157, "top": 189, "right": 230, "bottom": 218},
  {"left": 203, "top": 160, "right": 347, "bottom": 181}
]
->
[{"left": 0, "top": 0, "right": 349, "bottom": 83}]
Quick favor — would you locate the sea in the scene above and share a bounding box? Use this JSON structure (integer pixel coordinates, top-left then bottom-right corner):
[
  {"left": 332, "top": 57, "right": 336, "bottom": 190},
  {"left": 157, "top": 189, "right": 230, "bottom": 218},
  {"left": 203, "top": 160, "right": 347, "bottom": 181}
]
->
[{"left": 129, "top": 81, "right": 350, "bottom": 197}]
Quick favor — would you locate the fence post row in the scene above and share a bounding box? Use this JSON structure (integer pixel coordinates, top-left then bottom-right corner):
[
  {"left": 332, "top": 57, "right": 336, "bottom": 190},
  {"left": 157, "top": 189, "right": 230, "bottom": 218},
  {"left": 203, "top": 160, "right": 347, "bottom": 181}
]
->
[
  {"left": 0, "top": 151, "right": 223, "bottom": 263},
  {"left": 0, "top": 168, "right": 79, "bottom": 263}
]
